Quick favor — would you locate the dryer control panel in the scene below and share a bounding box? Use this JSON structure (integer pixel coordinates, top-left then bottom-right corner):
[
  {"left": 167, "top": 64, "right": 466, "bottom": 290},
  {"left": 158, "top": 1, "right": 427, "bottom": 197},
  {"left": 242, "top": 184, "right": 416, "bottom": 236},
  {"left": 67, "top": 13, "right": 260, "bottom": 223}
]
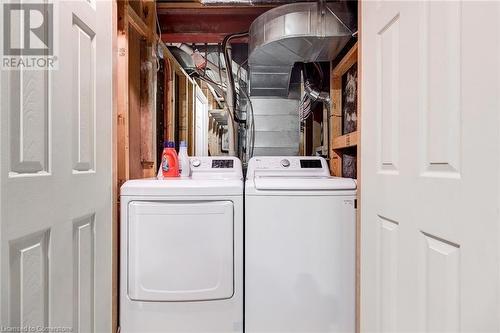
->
[
  {"left": 212, "top": 159, "right": 234, "bottom": 169},
  {"left": 190, "top": 157, "right": 242, "bottom": 180}
]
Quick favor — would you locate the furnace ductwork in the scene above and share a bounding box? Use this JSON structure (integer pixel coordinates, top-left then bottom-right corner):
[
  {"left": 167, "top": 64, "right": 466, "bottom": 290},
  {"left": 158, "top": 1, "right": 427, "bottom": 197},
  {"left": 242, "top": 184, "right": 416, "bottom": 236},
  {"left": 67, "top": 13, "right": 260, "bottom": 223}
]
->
[
  {"left": 248, "top": 1, "right": 355, "bottom": 97},
  {"left": 247, "top": 2, "right": 355, "bottom": 156}
]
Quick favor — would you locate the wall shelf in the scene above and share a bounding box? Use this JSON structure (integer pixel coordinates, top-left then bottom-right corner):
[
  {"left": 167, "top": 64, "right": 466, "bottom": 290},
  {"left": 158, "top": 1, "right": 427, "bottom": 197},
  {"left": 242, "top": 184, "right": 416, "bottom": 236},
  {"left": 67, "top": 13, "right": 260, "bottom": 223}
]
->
[
  {"left": 329, "top": 42, "right": 359, "bottom": 179},
  {"left": 332, "top": 131, "right": 358, "bottom": 150}
]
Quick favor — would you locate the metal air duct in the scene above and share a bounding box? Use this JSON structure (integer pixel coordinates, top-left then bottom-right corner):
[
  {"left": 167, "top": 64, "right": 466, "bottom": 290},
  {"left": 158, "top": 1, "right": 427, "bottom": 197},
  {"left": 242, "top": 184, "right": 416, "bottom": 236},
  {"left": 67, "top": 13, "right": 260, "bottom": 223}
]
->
[
  {"left": 247, "top": 2, "right": 355, "bottom": 156},
  {"left": 248, "top": 1, "right": 355, "bottom": 97}
]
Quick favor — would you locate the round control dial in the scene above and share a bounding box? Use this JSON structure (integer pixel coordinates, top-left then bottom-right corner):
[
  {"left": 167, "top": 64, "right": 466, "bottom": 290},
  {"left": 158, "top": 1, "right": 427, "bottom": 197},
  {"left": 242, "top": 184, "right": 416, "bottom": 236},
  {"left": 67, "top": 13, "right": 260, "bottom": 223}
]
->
[
  {"left": 192, "top": 159, "right": 201, "bottom": 167},
  {"left": 280, "top": 159, "right": 290, "bottom": 168}
]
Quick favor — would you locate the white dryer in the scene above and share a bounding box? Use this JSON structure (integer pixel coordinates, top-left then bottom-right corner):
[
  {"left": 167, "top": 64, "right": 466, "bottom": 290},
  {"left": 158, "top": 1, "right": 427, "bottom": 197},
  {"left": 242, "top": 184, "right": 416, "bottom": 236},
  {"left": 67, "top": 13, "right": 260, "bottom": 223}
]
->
[
  {"left": 245, "top": 156, "right": 356, "bottom": 333},
  {"left": 120, "top": 157, "right": 243, "bottom": 333}
]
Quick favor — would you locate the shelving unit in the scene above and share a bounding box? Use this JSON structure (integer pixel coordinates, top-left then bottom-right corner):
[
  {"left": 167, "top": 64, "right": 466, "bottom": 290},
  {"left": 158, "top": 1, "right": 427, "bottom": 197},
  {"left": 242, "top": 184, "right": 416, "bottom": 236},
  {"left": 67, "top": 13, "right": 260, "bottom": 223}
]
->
[{"left": 329, "top": 42, "right": 359, "bottom": 178}]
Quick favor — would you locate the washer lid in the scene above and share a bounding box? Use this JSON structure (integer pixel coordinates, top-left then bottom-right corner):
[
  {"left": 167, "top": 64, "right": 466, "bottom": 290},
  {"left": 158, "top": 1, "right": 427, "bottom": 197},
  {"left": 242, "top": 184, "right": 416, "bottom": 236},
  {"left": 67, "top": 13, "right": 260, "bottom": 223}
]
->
[
  {"left": 254, "top": 176, "right": 357, "bottom": 191},
  {"left": 121, "top": 178, "right": 243, "bottom": 196}
]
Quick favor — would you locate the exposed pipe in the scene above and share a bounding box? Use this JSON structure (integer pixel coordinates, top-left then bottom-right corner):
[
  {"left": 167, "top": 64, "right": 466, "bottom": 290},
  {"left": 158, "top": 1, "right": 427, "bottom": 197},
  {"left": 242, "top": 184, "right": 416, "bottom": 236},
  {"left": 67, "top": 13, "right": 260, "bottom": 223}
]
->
[
  {"left": 222, "top": 32, "right": 248, "bottom": 124},
  {"left": 304, "top": 80, "right": 330, "bottom": 103},
  {"left": 222, "top": 32, "right": 249, "bottom": 156}
]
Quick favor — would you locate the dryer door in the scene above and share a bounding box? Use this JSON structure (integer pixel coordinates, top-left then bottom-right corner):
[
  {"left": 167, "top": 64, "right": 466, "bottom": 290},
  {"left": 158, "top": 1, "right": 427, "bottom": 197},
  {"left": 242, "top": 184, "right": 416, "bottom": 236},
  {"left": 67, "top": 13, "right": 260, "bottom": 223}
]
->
[{"left": 128, "top": 200, "right": 234, "bottom": 301}]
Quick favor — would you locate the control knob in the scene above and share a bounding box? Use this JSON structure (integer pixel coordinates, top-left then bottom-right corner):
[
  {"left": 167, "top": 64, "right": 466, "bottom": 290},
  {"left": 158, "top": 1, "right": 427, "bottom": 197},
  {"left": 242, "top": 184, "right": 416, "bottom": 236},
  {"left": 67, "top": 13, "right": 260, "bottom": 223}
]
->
[{"left": 280, "top": 159, "right": 290, "bottom": 168}]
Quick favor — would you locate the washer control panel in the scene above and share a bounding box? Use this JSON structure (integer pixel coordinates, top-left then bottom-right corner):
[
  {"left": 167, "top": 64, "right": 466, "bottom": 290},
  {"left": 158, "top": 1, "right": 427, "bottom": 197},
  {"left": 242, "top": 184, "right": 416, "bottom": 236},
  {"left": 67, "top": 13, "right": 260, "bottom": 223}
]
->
[
  {"left": 280, "top": 159, "right": 290, "bottom": 168},
  {"left": 250, "top": 157, "right": 326, "bottom": 170},
  {"left": 246, "top": 156, "right": 330, "bottom": 178},
  {"left": 299, "top": 159, "right": 322, "bottom": 169}
]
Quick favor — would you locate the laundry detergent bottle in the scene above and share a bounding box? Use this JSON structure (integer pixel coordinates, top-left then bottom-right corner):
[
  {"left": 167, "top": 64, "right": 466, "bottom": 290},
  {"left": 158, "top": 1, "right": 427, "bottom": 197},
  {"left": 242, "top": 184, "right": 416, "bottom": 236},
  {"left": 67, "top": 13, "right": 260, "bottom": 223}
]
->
[
  {"left": 161, "top": 141, "right": 179, "bottom": 178},
  {"left": 178, "top": 141, "right": 190, "bottom": 177}
]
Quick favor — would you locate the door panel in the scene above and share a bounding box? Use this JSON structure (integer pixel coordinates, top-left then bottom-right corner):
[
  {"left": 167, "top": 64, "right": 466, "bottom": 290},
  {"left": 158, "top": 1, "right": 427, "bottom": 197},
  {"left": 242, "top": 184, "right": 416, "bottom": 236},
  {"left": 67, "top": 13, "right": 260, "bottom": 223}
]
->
[
  {"left": 1, "top": 0, "right": 113, "bottom": 331},
  {"left": 128, "top": 201, "right": 234, "bottom": 302},
  {"left": 362, "top": 1, "right": 500, "bottom": 332}
]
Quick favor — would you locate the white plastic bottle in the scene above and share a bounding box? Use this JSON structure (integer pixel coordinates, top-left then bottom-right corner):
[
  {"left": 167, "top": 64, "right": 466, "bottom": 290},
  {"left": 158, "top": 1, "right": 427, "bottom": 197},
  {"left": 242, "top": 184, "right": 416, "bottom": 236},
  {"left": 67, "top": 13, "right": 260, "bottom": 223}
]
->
[{"left": 178, "top": 141, "right": 190, "bottom": 177}]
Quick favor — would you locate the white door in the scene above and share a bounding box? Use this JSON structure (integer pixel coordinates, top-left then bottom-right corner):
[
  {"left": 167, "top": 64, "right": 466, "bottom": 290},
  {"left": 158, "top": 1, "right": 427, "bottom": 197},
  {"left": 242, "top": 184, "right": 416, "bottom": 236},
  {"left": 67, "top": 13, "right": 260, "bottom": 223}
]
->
[
  {"left": 0, "top": 0, "right": 113, "bottom": 332},
  {"left": 195, "top": 86, "right": 208, "bottom": 156},
  {"left": 361, "top": 1, "right": 500, "bottom": 332}
]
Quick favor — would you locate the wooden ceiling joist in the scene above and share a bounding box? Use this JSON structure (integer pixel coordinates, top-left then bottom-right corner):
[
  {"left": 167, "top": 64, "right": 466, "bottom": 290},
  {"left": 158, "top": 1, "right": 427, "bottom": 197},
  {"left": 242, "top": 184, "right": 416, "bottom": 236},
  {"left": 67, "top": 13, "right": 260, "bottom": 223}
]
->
[{"left": 157, "top": 4, "right": 274, "bottom": 43}]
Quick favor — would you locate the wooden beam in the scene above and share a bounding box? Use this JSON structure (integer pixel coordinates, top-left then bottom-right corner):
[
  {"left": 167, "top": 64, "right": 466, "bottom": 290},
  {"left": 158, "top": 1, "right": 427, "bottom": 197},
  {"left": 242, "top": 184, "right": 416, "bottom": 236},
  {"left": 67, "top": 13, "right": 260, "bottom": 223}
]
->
[
  {"left": 117, "top": 0, "right": 130, "bottom": 188},
  {"left": 127, "top": 4, "right": 150, "bottom": 39},
  {"left": 161, "top": 33, "right": 248, "bottom": 44},
  {"left": 142, "top": 0, "right": 156, "bottom": 33},
  {"left": 330, "top": 150, "right": 342, "bottom": 177},
  {"left": 128, "top": 28, "right": 143, "bottom": 179},
  {"left": 333, "top": 43, "right": 358, "bottom": 76},
  {"left": 156, "top": 3, "right": 275, "bottom": 13},
  {"left": 332, "top": 131, "right": 358, "bottom": 150},
  {"left": 157, "top": 5, "right": 271, "bottom": 43},
  {"left": 140, "top": 42, "right": 155, "bottom": 178}
]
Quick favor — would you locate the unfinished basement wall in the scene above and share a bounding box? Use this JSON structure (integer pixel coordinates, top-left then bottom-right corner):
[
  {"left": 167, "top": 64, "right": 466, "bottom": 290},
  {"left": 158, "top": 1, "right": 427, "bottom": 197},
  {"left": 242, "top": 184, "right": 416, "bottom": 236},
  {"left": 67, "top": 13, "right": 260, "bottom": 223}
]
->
[
  {"left": 159, "top": 45, "right": 196, "bottom": 153},
  {"left": 117, "top": 0, "right": 157, "bottom": 187}
]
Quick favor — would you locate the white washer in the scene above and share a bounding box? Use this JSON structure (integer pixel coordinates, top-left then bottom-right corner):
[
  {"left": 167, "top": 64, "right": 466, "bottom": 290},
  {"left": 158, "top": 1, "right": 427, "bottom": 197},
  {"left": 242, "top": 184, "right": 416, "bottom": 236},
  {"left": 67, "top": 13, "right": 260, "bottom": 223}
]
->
[
  {"left": 245, "top": 156, "right": 356, "bottom": 333},
  {"left": 120, "top": 157, "right": 243, "bottom": 333}
]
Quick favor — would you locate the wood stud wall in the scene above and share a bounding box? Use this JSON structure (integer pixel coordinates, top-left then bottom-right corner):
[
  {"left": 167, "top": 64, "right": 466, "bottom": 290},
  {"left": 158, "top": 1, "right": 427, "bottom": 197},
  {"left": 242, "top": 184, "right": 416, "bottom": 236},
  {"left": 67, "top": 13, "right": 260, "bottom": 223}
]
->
[
  {"left": 117, "top": 0, "right": 157, "bottom": 188},
  {"left": 116, "top": 2, "right": 157, "bottom": 332}
]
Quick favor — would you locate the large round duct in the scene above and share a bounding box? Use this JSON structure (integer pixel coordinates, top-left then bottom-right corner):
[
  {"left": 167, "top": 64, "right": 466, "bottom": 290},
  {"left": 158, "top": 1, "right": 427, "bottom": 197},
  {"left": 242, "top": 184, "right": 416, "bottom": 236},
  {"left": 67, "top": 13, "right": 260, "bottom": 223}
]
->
[{"left": 248, "top": 1, "right": 355, "bottom": 97}]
